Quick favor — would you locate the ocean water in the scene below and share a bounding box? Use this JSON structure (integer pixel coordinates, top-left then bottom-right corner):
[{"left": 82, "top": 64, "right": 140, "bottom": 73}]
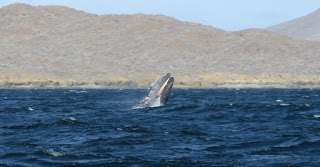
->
[{"left": 0, "top": 89, "right": 320, "bottom": 166}]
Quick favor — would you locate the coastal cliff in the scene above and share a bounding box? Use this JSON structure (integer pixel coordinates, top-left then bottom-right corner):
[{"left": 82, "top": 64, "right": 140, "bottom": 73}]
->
[{"left": 1, "top": 4, "right": 320, "bottom": 88}]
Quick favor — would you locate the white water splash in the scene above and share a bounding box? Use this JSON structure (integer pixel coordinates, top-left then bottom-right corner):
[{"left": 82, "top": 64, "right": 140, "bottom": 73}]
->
[
  {"left": 150, "top": 97, "right": 161, "bottom": 108},
  {"left": 46, "top": 149, "right": 64, "bottom": 157}
]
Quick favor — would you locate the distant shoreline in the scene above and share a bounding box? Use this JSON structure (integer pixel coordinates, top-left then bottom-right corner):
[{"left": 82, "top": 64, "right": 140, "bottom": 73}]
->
[{"left": 2, "top": 73, "right": 320, "bottom": 89}]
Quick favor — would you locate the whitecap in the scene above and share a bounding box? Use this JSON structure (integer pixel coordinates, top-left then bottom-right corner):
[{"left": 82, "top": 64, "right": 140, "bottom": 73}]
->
[
  {"left": 28, "top": 107, "right": 34, "bottom": 111},
  {"left": 46, "top": 149, "right": 64, "bottom": 157},
  {"left": 77, "top": 90, "right": 88, "bottom": 93},
  {"left": 276, "top": 99, "right": 283, "bottom": 102},
  {"left": 116, "top": 128, "right": 123, "bottom": 131},
  {"left": 4, "top": 97, "right": 7, "bottom": 99},
  {"left": 313, "top": 115, "right": 320, "bottom": 118},
  {"left": 280, "top": 104, "right": 290, "bottom": 106},
  {"left": 69, "top": 117, "right": 76, "bottom": 121},
  {"left": 305, "top": 104, "right": 311, "bottom": 107}
]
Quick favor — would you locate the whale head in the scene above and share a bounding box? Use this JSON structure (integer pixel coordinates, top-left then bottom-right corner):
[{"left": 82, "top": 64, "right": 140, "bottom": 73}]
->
[{"left": 134, "top": 73, "right": 174, "bottom": 109}]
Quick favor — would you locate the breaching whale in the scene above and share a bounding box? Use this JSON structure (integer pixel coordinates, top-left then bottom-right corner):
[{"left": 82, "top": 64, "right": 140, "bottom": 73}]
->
[{"left": 134, "top": 73, "right": 174, "bottom": 109}]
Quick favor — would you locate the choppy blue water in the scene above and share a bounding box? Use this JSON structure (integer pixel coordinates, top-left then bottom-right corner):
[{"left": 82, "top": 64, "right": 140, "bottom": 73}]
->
[{"left": 0, "top": 89, "right": 320, "bottom": 166}]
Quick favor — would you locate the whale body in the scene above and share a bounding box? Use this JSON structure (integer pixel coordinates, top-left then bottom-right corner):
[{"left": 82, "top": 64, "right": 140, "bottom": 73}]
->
[{"left": 134, "top": 73, "right": 174, "bottom": 109}]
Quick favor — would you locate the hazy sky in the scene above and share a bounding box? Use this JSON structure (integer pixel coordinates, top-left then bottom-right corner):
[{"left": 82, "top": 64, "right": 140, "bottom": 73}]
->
[{"left": 1, "top": 0, "right": 319, "bottom": 31}]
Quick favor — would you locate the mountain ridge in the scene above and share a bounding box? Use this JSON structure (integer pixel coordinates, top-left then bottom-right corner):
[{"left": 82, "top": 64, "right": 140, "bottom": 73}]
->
[{"left": 267, "top": 8, "right": 320, "bottom": 42}]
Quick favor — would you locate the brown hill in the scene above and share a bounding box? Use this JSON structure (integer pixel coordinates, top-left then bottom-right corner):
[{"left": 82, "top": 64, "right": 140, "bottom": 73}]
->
[
  {"left": 1, "top": 3, "right": 320, "bottom": 88},
  {"left": 267, "top": 9, "right": 320, "bottom": 42}
]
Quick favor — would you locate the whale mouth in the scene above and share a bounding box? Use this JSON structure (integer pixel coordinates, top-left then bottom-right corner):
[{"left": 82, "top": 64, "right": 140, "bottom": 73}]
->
[{"left": 158, "top": 76, "right": 174, "bottom": 105}]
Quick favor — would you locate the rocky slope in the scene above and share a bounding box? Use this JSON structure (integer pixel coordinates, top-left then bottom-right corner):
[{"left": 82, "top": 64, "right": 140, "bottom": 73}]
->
[
  {"left": 267, "top": 9, "right": 320, "bottom": 42},
  {"left": 1, "top": 3, "right": 320, "bottom": 88}
]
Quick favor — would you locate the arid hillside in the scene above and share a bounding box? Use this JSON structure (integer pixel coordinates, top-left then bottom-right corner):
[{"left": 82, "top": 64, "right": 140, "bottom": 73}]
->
[
  {"left": 1, "top": 3, "right": 320, "bottom": 88},
  {"left": 267, "top": 9, "right": 320, "bottom": 42}
]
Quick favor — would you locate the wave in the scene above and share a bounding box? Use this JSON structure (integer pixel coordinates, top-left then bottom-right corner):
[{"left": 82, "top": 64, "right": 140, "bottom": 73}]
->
[
  {"left": 115, "top": 125, "right": 154, "bottom": 133},
  {"left": 2, "top": 123, "right": 44, "bottom": 130},
  {"left": 251, "top": 138, "right": 320, "bottom": 155},
  {"left": 53, "top": 117, "right": 86, "bottom": 126},
  {"left": 181, "top": 130, "right": 207, "bottom": 136},
  {"left": 2, "top": 89, "right": 320, "bottom": 166},
  {"left": 44, "top": 149, "right": 65, "bottom": 157}
]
